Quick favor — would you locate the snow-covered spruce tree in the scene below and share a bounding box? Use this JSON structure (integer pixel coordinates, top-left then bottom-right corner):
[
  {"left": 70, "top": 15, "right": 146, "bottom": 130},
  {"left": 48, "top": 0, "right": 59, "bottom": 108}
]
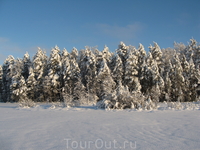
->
[
  {"left": 161, "top": 48, "right": 175, "bottom": 88},
  {"left": 183, "top": 57, "right": 200, "bottom": 101},
  {"left": 22, "top": 52, "right": 32, "bottom": 81},
  {"left": 95, "top": 49, "right": 103, "bottom": 72},
  {"left": 61, "top": 48, "right": 70, "bottom": 59},
  {"left": 180, "top": 55, "right": 190, "bottom": 78},
  {"left": 70, "top": 47, "right": 78, "bottom": 61},
  {"left": 171, "top": 53, "right": 185, "bottom": 102},
  {"left": 11, "top": 74, "right": 35, "bottom": 107},
  {"left": 60, "top": 48, "right": 70, "bottom": 89},
  {"left": 149, "top": 42, "right": 165, "bottom": 81},
  {"left": 116, "top": 42, "right": 129, "bottom": 62},
  {"left": 116, "top": 42, "right": 129, "bottom": 84},
  {"left": 162, "top": 59, "right": 174, "bottom": 102},
  {"left": 69, "top": 50, "right": 80, "bottom": 86},
  {"left": 149, "top": 61, "right": 164, "bottom": 103},
  {"left": 93, "top": 47, "right": 103, "bottom": 73},
  {"left": 79, "top": 46, "right": 98, "bottom": 104},
  {"left": 2, "top": 55, "right": 15, "bottom": 102},
  {"left": 140, "top": 52, "right": 156, "bottom": 93},
  {"left": 137, "top": 43, "right": 147, "bottom": 79},
  {"left": 102, "top": 45, "right": 113, "bottom": 65},
  {"left": 163, "top": 72, "right": 172, "bottom": 102},
  {"left": 175, "top": 39, "right": 200, "bottom": 101},
  {"left": 160, "top": 49, "right": 173, "bottom": 89},
  {"left": 26, "top": 67, "right": 37, "bottom": 101},
  {"left": 9, "top": 58, "right": 35, "bottom": 106},
  {"left": 175, "top": 39, "right": 199, "bottom": 66},
  {"left": 60, "top": 48, "right": 72, "bottom": 105},
  {"left": 149, "top": 43, "right": 165, "bottom": 98},
  {"left": 32, "top": 47, "right": 48, "bottom": 102},
  {"left": 69, "top": 54, "right": 82, "bottom": 91},
  {"left": 62, "top": 50, "right": 86, "bottom": 107},
  {"left": 0, "top": 65, "right": 3, "bottom": 101},
  {"left": 43, "top": 45, "right": 62, "bottom": 102},
  {"left": 109, "top": 54, "right": 123, "bottom": 86},
  {"left": 97, "top": 81, "right": 126, "bottom": 109},
  {"left": 10, "top": 58, "right": 23, "bottom": 102},
  {"left": 189, "top": 39, "right": 200, "bottom": 69},
  {"left": 124, "top": 50, "right": 141, "bottom": 92},
  {"left": 96, "top": 57, "right": 116, "bottom": 101},
  {"left": 184, "top": 39, "right": 195, "bottom": 62},
  {"left": 137, "top": 43, "right": 147, "bottom": 65},
  {"left": 179, "top": 55, "right": 192, "bottom": 101},
  {"left": 140, "top": 52, "right": 164, "bottom": 103},
  {"left": 149, "top": 42, "right": 163, "bottom": 65},
  {"left": 72, "top": 78, "right": 87, "bottom": 106},
  {"left": 140, "top": 62, "right": 151, "bottom": 95},
  {"left": 33, "top": 47, "right": 48, "bottom": 80}
]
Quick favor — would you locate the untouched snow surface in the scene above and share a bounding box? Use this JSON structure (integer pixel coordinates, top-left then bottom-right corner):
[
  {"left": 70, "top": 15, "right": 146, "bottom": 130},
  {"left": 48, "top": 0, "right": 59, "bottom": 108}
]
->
[{"left": 0, "top": 103, "right": 200, "bottom": 150}]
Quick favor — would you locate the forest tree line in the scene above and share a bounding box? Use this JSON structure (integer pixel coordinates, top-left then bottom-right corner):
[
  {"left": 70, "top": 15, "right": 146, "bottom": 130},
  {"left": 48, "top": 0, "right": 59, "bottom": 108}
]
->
[{"left": 0, "top": 39, "right": 199, "bottom": 108}]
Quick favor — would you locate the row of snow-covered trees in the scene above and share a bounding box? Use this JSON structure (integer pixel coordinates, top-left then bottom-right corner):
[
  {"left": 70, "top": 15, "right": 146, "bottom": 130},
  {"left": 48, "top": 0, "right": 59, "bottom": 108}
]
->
[{"left": 0, "top": 39, "right": 199, "bottom": 108}]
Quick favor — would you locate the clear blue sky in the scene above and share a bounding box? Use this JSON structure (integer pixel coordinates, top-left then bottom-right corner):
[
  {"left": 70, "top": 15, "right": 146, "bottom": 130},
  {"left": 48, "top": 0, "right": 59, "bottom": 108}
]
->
[{"left": 0, "top": 0, "right": 200, "bottom": 64}]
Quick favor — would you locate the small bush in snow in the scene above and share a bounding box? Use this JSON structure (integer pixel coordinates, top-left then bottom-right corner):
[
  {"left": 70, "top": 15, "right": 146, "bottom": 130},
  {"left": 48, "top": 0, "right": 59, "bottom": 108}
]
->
[
  {"left": 19, "top": 98, "right": 35, "bottom": 108},
  {"left": 166, "top": 101, "right": 199, "bottom": 110},
  {"left": 96, "top": 88, "right": 157, "bottom": 110},
  {"left": 167, "top": 102, "right": 181, "bottom": 110},
  {"left": 62, "top": 93, "right": 80, "bottom": 107}
]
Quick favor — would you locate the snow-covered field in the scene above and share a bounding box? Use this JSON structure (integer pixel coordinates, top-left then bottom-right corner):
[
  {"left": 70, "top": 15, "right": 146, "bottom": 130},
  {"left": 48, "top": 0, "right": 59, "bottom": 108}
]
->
[{"left": 0, "top": 103, "right": 200, "bottom": 150}]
